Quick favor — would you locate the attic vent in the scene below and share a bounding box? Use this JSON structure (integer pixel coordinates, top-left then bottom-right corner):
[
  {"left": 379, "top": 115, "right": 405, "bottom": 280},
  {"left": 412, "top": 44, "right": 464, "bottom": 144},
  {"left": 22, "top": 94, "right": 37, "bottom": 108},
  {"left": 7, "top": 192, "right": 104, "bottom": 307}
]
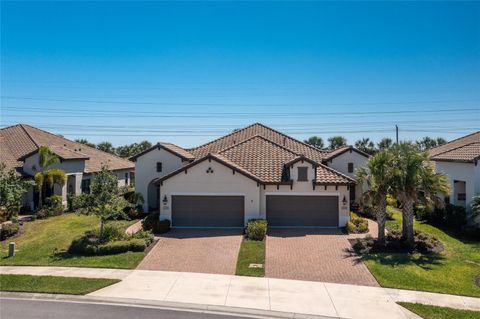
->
[{"left": 283, "top": 137, "right": 286, "bottom": 145}]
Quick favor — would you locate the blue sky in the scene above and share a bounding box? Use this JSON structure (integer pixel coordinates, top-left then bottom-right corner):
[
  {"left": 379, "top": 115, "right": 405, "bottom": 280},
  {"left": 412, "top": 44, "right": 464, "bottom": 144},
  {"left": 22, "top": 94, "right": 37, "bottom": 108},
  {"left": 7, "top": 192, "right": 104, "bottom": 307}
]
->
[{"left": 1, "top": 1, "right": 479, "bottom": 147}]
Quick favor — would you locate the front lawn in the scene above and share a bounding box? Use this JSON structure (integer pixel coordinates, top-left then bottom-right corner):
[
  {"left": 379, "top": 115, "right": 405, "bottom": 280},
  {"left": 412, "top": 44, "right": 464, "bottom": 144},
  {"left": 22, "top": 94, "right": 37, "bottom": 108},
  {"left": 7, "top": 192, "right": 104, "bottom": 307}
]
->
[
  {"left": 398, "top": 302, "right": 480, "bottom": 319},
  {"left": 0, "top": 274, "right": 119, "bottom": 295},
  {"left": 0, "top": 214, "right": 145, "bottom": 269},
  {"left": 236, "top": 240, "right": 265, "bottom": 277},
  {"left": 362, "top": 209, "right": 480, "bottom": 297}
]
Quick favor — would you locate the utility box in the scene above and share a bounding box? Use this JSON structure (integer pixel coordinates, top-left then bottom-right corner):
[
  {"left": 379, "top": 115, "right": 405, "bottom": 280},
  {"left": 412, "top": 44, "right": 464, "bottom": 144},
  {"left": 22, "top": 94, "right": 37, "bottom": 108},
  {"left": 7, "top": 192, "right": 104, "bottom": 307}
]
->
[{"left": 8, "top": 242, "right": 15, "bottom": 257}]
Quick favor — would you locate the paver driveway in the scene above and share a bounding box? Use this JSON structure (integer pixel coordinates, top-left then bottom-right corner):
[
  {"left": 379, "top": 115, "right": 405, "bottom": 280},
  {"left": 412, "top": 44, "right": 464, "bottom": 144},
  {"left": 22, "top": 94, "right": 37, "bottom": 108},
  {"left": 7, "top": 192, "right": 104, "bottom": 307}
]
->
[
  {"left": 266, "top": 228, "right": 379, "bottom": 286},
  {"left": 137, "top": 228, "right": 243, "bottom": 275}
]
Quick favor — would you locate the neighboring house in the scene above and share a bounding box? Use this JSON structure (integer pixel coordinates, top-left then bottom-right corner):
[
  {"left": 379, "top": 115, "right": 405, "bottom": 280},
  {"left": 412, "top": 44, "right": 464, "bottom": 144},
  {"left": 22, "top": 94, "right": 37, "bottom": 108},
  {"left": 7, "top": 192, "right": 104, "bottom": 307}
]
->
[
  {"left": 428, "top": 131, "right": 480, "bottom": 216},
  {"left": 0, "top": 124, "right": 135, "bottom": 209},
  {"left": 131, "top": 123, "right": 369, "bottom": 228}
]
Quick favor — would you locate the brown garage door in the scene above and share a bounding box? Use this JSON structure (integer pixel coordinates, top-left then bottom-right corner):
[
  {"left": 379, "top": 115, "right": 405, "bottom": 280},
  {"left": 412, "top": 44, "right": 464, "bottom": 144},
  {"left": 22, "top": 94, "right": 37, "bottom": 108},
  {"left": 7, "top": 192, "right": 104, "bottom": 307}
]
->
[
  {"left": 266, "top": 195, "right": 338, "bottom": 227},
  {"left": 172, "top": 195, "right": 244, "bottom": 227}
]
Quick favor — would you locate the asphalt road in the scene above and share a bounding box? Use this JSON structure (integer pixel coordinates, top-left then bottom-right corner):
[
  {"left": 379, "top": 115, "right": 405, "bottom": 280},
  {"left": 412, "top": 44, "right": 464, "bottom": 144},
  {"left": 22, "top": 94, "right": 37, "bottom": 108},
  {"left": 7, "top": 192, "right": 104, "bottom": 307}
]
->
[{"left": 0, "top": 299, "right": 255, "bottom": 319}]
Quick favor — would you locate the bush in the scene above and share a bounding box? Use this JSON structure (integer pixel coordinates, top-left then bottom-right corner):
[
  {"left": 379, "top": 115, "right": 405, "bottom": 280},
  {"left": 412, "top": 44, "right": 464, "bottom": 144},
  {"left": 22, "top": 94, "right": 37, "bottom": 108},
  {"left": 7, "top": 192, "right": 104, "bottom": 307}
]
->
[
  {"left": 445, "top": 204, "right": 467, "bottom": 229},
  {"left": 0, "top": 223, "right": 20, "bottom": 241},
  {"left": 386, "top": 195, "right": 397, "bottom": 208},
  {"left": 99, "top": 223, "right": 126, "bottom": 242},
  {"left": 132, "top": 230, "right": 154, "bottom": 246},
  {"left": 68, "top": 232, "right": 150, "bottom": 256},
  {"left": 45, "top": 195, "right": 64, "bottom": 217},
  {"left": 69, "top": 193, "right": 92, "bottom": 211},
  {"left": 347, "top": 212, "right": 368, "bottom": 234},
  {"left": 245, "top": 219, "right": 267, "bottom": 240},
  {"left": 358, "top": 205, "right": 375, "bottom": 219},
  {"left": 142, "top": 211, "right": 170, "bottom": 234},
  {"left": 96, "top": 239, "right": 146, "bottom": 255},
  {"left": 123, "top": 206, "right": 145, "bottom": 220},
  {"left": 35, "top": 209, "right": 48, "bottom": 219}
]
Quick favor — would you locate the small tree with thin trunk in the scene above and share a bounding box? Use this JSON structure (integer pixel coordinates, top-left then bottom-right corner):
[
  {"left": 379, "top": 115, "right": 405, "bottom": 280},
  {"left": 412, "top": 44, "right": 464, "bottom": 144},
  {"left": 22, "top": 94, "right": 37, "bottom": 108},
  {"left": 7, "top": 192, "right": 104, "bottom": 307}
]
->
[
  {"left": 78, "top": 166, "right": 128, "bottom": 241},
  {"left": 0, "top": 162, "right": 34, "bottom": 221},
  {"left": 356, "top": 151, "right": 393, "bottom": 246}
]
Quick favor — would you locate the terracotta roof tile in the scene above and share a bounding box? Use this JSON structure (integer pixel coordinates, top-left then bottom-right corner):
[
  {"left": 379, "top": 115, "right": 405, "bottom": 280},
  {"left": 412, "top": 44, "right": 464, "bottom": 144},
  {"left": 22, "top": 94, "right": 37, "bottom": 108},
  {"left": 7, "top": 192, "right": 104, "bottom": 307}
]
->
[
  {"left": 159, "top": 143, "right": 195, "bottom": 160},
  {"left": 0, "top": 124, "right": 134, "bottom": 174},
  {"left": 428, "top": 131, "right": 480, "bottom": 163},
  {"left": 189, "top": 123, "right": 329, "bottom": 162}
]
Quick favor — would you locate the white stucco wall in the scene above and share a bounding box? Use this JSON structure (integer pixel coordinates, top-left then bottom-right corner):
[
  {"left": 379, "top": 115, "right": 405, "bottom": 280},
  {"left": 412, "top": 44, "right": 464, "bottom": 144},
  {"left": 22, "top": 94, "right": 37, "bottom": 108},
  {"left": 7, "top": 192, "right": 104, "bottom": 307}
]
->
[
  {"left": 326, "top": 150, "right": 367, "bottom": 203},
  {"left": 160, "top": 159, "right": 351, "bottom": 227},
  {"left": 434, "top": 161, "right": 478, "bottom": 212},
  {"left": 159, "top": 159, "right": 261, "bottom": 226},
  {"left": 133, "top": 147, "right": 187, "bottom": 212}
]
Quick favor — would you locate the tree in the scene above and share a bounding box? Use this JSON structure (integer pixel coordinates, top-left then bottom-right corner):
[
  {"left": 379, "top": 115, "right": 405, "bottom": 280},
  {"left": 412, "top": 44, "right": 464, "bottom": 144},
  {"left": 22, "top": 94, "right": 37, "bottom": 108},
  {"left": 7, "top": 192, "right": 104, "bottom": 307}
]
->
[
  {"left": 356, "top": 151, "right": 394, "bottom": 246},
  {"left": 78, "top": 166, "right": 128, "bottom": 240},
  {"left": 328, "top": 136, "right": 347, "bottom": 150},
  {"left": 390, "top": 142, "right": 449, "bottom": 247},
  {"left": 304, "top": 136, "right": 324, "bottom": 149},
  {"left": 436, "top": 137, "right": 447, "bottom": 146},
  {"left": 470, "top": 195, "right": 480, "bottom": 222},
  {"left": 377, "top": 138, "right": 393, "bottom": 150},
  {"left": 416, "top": 137, "right": 437, "bottom": 151},
  {"left": 75, "top": 139, "right": 96, "bottom": 148},
  {"left": 34, "top": 146, "right": 66, "bottom": 208},
  {"left": 97, "top": 142, "right": 115, "bottom": 154},
  {"left": 355, "top": 138, "right": 376, "bottom": 155},
  {"left": 0, "top": 163, "right": 34, "bottom": 221},
  {"left": 116, "top": 140, "right": 152, "bottom": 158}
]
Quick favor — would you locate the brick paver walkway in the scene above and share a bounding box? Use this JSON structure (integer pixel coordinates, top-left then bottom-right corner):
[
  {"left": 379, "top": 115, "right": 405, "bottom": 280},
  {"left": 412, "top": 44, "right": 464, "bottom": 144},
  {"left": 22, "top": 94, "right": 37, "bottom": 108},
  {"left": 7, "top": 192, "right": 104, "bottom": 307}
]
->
[
  {"left": 266, "top": 228, "right": 379, "bottom": 286},
  {"left": 137, "top": 228, "right": 243, "bottom": 275}
]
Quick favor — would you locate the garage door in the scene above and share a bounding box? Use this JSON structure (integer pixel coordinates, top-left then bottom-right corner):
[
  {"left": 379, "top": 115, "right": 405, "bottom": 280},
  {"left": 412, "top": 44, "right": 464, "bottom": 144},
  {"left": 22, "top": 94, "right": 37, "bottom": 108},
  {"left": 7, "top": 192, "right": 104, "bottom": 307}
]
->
[
  {"left": 172, "top": 195, "right": 245, "bottom": 227},
  {"left": 266, "top": 195, "right": 338, "bottom": 227}
]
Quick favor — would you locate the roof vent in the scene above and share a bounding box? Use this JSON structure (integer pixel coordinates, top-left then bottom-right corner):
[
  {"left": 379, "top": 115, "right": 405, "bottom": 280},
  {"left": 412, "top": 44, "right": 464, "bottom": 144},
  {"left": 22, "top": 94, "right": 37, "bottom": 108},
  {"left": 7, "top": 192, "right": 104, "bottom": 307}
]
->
[{"left": 283, "top": 137, "right": 286, "bottom": 145}]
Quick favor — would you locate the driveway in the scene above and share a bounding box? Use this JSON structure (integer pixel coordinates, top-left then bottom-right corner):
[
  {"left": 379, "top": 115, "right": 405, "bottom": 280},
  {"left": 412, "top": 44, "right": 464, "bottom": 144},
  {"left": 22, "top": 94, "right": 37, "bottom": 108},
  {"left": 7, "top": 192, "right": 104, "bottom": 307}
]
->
[
  {"left": 266, "top": 228, "right": 379, "bottom": 286},
  {"left": 137, "top": 228, "right": 243, "bottom": 275}
]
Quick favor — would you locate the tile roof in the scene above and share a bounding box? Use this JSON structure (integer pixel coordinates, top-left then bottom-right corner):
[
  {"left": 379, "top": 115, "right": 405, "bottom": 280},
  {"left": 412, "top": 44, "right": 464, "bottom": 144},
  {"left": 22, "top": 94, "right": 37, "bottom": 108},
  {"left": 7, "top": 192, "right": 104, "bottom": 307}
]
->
[
  {"left": 158, "top": 134, "right": 354, "bottom": 185},
  {"left": 428, "top": 131, "right": 480, "bottom": 163},
  {"left": 189, "top": 123, "right": 330, "bottom": 163},
  {"left": 0, "top": 124, "right": 134, "bottom": 175},
  {"left": 129, "top": 142, "right": 195, "bottom": 161},
  {"left": 323, "top": 145, "right": 370, "bottom": 161}
]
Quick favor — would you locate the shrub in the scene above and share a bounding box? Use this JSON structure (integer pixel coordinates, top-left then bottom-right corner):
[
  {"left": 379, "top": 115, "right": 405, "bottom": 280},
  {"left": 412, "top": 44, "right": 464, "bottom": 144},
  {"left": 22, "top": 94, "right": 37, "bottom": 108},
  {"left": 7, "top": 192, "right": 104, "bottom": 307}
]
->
[
  {"left": 358, "top": 205, "right": 375, "bottom": 219},
  {"left": 142, "top": 211, "right": 170, "bottom": 234},
  {"left": 347, "top": 212, "right": 368, "bottom": 234},
  {"left": 70, "top": 193, "right": 92, "bottom": 211},
  {"left": 445, "top": 204, "right": 467, "bottom": 229},
  {"left": 35, "top": 209, "right": 48, "bottom": 219},
  {"left": 69, "top": 235, "right": 149, "bottom": 256},
  {"left": 386, "top": 195, "right": 397, "bottom": 208},
  {"left": 123, "top": 206, "right": 145, "bottom": 220},
  {"left": 0, "top": 223, "right": 20, "bottom": 241},
  {"left": 99, "top": 224, "right": 126, "bottom": 242},
  {"left": 45, "top": 195, "right": 64, "bottom": 217},
  {"left": 132, "top": 230, "right": 154, "bottom": 246},
  {"left": 245, "top": 219, "right": 267, "bottom": 240}
]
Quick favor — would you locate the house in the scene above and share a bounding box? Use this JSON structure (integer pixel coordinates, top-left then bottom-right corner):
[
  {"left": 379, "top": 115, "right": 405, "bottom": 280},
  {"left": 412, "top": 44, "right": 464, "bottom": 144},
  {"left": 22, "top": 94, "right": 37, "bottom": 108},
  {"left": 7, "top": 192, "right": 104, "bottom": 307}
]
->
[
  {"left": 428, "top": 131, "right": 480, "bottom": 215},
  {"left": 0, "top": 124, "right": 135, "bottom": 209},
  {"left": 131, "top": 123, "right": 369, "bottom": 228}
]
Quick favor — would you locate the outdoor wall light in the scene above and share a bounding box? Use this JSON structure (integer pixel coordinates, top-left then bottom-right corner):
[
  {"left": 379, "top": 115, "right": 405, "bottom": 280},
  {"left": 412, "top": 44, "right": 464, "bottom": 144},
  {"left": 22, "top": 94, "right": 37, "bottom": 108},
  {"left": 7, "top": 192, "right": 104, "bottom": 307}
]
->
[
  {"left": 162, "top": 195, "right": 168, "bottom": 205},
  {"left": 342, "top": 196, "right": 347, "bottom": 206}
]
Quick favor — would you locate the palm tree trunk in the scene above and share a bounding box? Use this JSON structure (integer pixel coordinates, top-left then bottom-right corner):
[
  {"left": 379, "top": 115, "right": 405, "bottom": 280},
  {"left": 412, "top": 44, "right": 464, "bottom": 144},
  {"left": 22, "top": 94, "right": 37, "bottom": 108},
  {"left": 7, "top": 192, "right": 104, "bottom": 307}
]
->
[
  {"left": 38, "top": 186, "right": 43, "bottom": 209},
  {"left": 376, "top": 196, "right": 387, "bottom": 246},
  {"left": 402, "top": 197, "right": 415, "bottom": 247}
]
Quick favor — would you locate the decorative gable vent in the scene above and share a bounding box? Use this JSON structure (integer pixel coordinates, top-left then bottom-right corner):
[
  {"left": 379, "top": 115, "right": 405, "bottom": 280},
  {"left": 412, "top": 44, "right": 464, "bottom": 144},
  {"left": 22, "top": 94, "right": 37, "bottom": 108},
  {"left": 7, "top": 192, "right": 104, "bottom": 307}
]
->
[{"left": 206, "top": 167, "right": 214, "bottom": 174}]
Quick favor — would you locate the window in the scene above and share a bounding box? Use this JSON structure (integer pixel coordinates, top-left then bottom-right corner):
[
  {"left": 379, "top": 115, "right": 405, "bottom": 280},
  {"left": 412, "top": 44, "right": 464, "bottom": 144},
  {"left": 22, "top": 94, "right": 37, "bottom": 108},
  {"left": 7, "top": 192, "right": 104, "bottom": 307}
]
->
[
  {"left": 458, "top": 193, "right": 466, "bottom": 201},
  {"left": 348, "top": 163, "right": 354, "bottom": 173},
  {"left": 156, "top": 162, "right": 162, "bottom": 172},
  {"left": 81, "top": 179, "right": 91, "bottom": 194},
  {"left": 297, "top": 167, "right": 308, "bottom": 182}
]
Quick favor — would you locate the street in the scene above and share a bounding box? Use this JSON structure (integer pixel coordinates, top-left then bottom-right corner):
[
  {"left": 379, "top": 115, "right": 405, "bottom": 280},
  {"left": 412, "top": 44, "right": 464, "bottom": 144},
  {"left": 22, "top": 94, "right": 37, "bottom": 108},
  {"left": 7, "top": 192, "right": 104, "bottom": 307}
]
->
[{"left": 0, "top": 299, "right": 255, "bottom": 319}]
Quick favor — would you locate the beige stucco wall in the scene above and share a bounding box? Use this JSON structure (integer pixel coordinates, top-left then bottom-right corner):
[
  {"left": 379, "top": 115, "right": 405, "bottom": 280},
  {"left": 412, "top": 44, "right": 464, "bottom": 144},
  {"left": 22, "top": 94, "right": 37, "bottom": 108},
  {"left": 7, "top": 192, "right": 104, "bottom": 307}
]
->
[
  {"left": 134, "top": 147, "right": 187, "bottom": 212},
  {"left": 159, "top": 159, "right": 261, "bottom": 226},
  {"left": 160, "top": 159, "right": 351, "bottom": 227},
  {"left": 23, "top": 153, "right": 86, "bottom": 176},
  {"left": 434, "top": 161, "right": 477, "bottom": 213},
  {"left": 326, "top": 150, "right": 367, "bottom": 203}
]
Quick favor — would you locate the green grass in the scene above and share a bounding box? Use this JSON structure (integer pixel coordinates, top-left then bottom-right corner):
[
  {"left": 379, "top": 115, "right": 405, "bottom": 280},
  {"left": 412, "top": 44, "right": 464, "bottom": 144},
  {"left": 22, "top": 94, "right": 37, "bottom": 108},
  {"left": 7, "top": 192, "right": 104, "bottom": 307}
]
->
[
  {"left": 0, "top": 274, "right": 119, "bottom": 295},
  {"left": 363, "top": 208, "right": 480, "bottom": 297},
  {"left": 236, "top": 239, "right": 265, "bottom": 277},
  {"left": 0, "top": 214, "right": 144, "bottom": 269},
  {"left": 398, "top": 302, "right": 480, "bottom": 319}
]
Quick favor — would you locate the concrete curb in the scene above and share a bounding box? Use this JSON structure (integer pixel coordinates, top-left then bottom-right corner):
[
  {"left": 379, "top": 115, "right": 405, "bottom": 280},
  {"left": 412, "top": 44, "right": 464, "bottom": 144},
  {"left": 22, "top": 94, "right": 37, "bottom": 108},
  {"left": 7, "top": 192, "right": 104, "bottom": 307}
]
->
[{"left": 0, "top": 292, "right": 340, "bottom": 319}]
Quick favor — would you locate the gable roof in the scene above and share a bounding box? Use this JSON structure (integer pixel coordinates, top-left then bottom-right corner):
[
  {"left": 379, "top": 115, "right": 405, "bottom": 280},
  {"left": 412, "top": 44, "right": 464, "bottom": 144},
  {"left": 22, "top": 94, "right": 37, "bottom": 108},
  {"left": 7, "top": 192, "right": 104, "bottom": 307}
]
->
[
  {"left": 428, "top": 131, "right": 480, "bottom": 163},
  {"left": 323, "top": 145, "right": 370, "bottom": 161},
  {"left": 157, "top": 134, "right": 354, "bottom": 185},
  {"left": 188, "top": 123, "right": 330, "bottom": 163},
  {"left": 130, "top": 142, "right": 195, "bottom": 161},
  {"left": 0, "top": 124, "right": 134, "bottom": 175}
]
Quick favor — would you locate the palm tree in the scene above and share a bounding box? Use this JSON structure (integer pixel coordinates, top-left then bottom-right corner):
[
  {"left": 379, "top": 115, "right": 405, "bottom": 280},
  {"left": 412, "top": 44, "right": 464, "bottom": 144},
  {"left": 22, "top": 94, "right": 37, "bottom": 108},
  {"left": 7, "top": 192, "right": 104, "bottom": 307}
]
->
[
  {"left": 328, "top": 136, "right": 347, "bottom": 150},
  {"left": 34, "top": 146, "right": 66, "bottom": 208},
  {"left": 304, "top": 136, "right": 324, "bottom": 149},
  {"left": 356, "top": 151, "right": 393, "bottom": 246},
  {"left": 96, "top": 141, "right": 115, "bottom": 154},
  {"left": 377, "top": 138, "right": 393, "bottom": 150},
  {"left": 390, "top": 142, "right": 449, "bottom": 247},
  {"left": 355, "top": 138, "right": 376, "bottom": 155}
]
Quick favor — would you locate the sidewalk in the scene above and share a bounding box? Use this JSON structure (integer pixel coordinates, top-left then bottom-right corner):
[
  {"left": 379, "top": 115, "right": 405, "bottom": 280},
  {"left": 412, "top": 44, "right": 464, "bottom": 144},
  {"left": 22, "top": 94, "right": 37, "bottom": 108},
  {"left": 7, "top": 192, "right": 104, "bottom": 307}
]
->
[{"left": 1, "top": 266, "right": 479, "bottom": 319}]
